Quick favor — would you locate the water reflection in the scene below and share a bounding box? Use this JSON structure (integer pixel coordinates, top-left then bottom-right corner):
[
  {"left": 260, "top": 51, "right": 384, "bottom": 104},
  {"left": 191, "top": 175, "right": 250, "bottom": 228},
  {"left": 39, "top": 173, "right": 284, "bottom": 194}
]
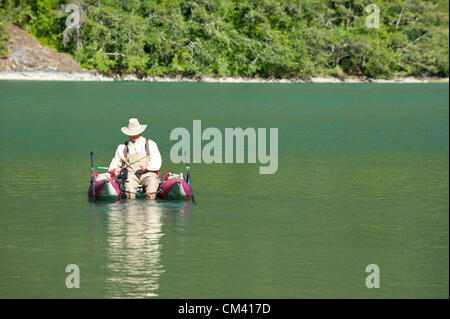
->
[{"left": 103, "top": 200, "right": 192, "bottom": 298}]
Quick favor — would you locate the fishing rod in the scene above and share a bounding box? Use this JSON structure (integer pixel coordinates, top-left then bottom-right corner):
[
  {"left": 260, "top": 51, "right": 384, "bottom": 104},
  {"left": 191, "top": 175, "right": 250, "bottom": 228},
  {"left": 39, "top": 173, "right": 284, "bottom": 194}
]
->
[
  {"left": 95, "top": 155, "right": 150, "bottom": 172},
  {"left": 184, "top": 150, "right": 196, "bottom": 203},
  {"left": 106, "top": 140, "right": 176, "bottom": 172},
  {"left": 96, "top": 153, "right": 150, "bottom": 199},
  {"left": 121, "top": 154, "right": 150, "bottom": 170},
  {"left": 120, "top": 139, "right": 178, "bottom": 169},
  {"left": 120, "top": 140, "right": 176, "bottom": 169},
  {"left": 90, "top": 151, "right": 95, "bottom": 202}
]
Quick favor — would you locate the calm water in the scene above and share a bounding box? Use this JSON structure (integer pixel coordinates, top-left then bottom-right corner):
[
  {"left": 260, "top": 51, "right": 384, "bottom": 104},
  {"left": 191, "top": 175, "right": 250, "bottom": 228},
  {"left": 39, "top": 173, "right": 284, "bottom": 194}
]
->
[{"left": 0, "top": 81, "right": 448, "bottom": 298}]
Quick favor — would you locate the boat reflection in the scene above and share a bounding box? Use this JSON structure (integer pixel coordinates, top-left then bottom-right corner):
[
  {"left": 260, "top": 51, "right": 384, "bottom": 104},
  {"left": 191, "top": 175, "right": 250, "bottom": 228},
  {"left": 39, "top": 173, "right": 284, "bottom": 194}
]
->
[{"left": 104, "top": 200, "right": 192, "bottom": 298}]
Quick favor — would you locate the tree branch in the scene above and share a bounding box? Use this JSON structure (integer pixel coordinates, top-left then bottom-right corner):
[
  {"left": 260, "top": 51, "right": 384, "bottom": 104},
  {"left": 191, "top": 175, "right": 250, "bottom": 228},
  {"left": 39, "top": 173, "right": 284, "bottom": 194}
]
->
[{"left": 104, "top": 52, "right": 127, "bottom": 58}]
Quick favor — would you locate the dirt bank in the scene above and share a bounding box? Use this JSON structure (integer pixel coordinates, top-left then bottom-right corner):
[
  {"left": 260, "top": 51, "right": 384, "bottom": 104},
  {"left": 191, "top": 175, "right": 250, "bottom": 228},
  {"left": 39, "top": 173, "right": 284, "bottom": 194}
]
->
[{"left": 0, "top": 24, "right": 83, "bottom": 73}]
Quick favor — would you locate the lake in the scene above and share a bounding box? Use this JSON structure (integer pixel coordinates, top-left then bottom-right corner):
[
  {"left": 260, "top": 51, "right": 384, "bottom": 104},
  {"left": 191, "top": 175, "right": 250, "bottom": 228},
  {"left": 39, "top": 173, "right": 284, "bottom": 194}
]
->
[{"left": 0, "top": 81, "right": 448, "bottom": 298}]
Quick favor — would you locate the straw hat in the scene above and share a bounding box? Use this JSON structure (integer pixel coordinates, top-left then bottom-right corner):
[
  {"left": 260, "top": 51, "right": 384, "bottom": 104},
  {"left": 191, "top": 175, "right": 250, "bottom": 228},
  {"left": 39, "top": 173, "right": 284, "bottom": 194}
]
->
[{"left": 121, "top": 118, "right": 147, "bottom": 136}]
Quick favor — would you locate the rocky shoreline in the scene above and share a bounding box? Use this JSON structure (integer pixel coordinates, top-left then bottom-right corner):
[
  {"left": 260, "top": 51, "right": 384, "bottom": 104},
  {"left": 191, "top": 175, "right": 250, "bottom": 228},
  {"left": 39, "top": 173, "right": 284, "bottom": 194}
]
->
[{"left": 0, "top": 71, "right": 448, "bottom": 83}]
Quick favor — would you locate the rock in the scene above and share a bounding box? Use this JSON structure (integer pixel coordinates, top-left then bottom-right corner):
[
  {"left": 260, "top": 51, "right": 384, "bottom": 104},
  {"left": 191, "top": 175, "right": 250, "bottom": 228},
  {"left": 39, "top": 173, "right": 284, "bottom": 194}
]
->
[{"left": 0, "top": 24, "right": 84, "bottom": 73}]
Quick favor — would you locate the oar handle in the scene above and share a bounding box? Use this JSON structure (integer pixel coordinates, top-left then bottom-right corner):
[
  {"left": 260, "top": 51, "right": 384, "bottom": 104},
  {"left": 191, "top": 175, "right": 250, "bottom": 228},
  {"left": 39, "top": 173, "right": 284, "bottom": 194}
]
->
[
  {"left": 90, "top": 151, "right": 96, "bottom": 202},
  {"left": 184, "top": 151, "right": 195, "bottom": 203}
]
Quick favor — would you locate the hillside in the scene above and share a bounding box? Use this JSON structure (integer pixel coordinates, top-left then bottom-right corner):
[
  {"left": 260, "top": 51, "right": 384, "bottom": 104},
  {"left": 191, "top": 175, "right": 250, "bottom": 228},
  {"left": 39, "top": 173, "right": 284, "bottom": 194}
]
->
[
  {"left": 0, "top": 24, "right": 83, "bottom": 72},
  {"left": 0, "top": 0, "right": 449, "bottom": 79}
]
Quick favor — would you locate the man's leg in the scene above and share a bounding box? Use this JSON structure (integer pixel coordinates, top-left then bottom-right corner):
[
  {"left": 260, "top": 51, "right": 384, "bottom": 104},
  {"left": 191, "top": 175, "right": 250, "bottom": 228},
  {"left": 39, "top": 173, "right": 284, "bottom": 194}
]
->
[
  {"left": 125, "top": 173, "right": 139, "bottom": 199},
  {"left": 141, "top": 172, "right": 160, "bottom": 200}
]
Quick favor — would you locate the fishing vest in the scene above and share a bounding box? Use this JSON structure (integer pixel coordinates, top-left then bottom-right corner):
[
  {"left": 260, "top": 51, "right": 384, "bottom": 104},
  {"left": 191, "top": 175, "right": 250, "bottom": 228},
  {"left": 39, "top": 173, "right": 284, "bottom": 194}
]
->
[{"left": 123, "top": 138, "right": 150, "bottom": 175}]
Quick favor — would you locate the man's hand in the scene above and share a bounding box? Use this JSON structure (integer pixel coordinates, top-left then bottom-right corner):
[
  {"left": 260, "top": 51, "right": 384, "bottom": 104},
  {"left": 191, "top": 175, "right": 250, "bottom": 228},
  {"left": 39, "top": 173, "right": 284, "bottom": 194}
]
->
[
  {"left": 135, "top": 163, "right": 149, "bottom": 176},
  {"left": 110, "top": 167, "right": 121, "bottom": 177}
]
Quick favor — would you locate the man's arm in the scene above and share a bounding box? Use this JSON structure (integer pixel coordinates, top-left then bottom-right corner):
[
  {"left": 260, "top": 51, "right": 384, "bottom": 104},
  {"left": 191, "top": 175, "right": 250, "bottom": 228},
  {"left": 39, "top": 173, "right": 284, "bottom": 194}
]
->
[
  {"left": 147, "top": 141, "right": 162, "bottom": 171},
  {"left": 108, "top": 145, "right": 124, "bottom": 176}
]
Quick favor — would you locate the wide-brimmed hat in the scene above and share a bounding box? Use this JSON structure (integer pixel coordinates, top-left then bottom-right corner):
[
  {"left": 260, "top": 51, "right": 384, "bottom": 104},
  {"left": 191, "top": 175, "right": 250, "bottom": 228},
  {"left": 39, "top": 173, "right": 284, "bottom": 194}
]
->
[{"left": 121, "top": 118, "right": 147, "bottom": 136}]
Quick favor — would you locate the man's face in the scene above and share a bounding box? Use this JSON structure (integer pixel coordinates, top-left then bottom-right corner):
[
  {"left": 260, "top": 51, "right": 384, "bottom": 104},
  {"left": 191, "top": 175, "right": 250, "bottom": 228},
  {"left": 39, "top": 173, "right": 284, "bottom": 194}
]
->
[{"left": 130, "top": 134, "right": 141, "bottom": 143}]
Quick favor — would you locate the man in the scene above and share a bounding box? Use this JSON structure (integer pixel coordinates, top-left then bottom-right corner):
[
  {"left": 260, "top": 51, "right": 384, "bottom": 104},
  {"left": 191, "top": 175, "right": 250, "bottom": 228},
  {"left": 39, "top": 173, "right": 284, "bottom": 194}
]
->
[{"left": 108, "top": 118, "right": 162, "bottom": 199}]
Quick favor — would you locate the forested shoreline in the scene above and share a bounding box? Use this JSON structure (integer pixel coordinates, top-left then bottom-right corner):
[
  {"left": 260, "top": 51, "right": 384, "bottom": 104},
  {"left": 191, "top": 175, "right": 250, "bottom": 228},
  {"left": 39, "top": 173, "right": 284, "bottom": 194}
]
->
[{"left": 1, "top": 0, "right": 448, "bottom": 79}]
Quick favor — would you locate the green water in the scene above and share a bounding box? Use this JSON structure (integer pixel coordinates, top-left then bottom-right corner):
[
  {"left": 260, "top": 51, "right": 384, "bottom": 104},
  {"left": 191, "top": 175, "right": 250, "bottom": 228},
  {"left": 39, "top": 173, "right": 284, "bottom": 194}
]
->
[{"left": 0, "top": 81, "right": 448, "bottom": 298}]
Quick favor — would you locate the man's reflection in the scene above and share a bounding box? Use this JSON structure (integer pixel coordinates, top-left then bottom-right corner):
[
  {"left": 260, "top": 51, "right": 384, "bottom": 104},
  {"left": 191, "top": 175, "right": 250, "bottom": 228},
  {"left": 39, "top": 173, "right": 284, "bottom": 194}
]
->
[
  {"left": 100, "top": 200, "right": 193, "bottom": 298},
  {"left": 105, "top": 201, "right": 165, "bottom": 298}
]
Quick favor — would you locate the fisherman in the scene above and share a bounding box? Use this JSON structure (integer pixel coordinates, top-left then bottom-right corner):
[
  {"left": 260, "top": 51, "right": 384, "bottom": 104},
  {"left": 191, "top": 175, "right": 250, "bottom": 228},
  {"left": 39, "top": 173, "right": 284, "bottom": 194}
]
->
[{"left": 108, "top": 118, "right": 162, "bottom": 199}]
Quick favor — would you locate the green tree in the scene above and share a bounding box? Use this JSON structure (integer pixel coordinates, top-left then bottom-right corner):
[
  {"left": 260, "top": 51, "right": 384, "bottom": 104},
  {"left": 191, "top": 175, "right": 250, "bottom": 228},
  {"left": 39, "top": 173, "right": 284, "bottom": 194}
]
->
[{"left": 0, "top": 0, "right": 448, "bottom": 78}]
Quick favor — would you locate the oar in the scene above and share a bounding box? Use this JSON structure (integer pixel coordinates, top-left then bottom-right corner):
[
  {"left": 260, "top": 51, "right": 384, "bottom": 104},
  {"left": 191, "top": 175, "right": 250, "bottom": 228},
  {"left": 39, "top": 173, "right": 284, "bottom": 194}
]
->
[
  {"left": 90, "top": 151, "right": 95, "bottom": 202},
  {"left": 184, "top": 150, "right": 195, "bottom": 203}
]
